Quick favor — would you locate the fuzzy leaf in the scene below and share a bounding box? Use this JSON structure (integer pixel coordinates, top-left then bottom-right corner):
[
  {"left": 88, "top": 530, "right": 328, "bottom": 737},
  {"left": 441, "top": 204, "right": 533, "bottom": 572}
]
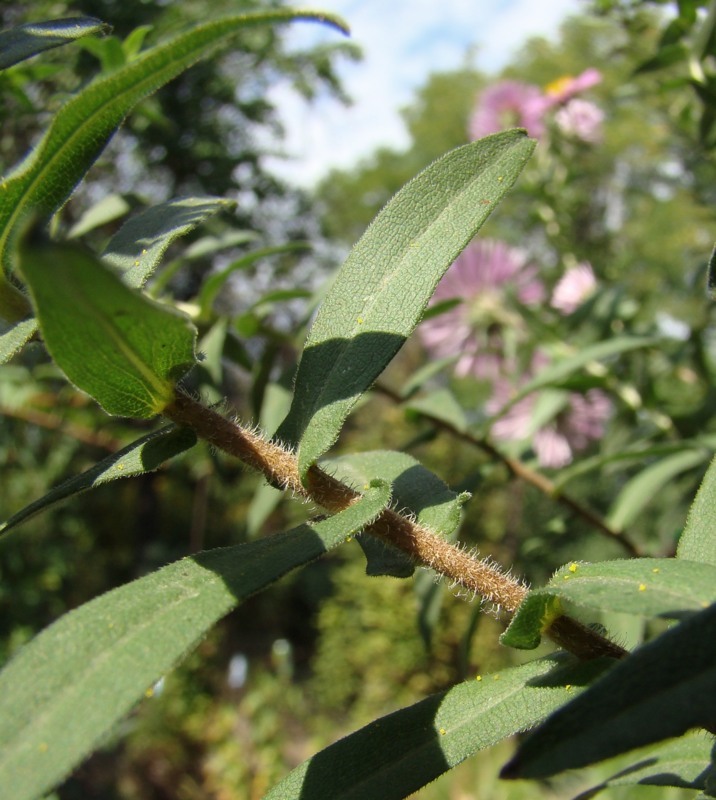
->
[
  {"left": 502, "top": 558, "right": 716, "bottom": 650},
  {"left": 0, "top": 318, "right": 37, "bottom": 365},
  {"left": 0, "top": 426, "right": 196, "bottom": 536},
  {"left": 502, "top": 603, "right": 716, "bottom": 780},
  {"left": 0, "top": 481, "right": 390, "bottom": 800},
  {"left": 678, "top": 455, "right": 716, "bottom": 566},
  {"left": 266, "top": 654, "right": 610, "bottom": 800},
  {"left": 0, "top": 16, "right": 109, "bottom": 71},
  {"left": 102, "top": 196, "right": 236, "bottom": 287},
  {"left": 277, "top": 131, "right": 535, "bottom": 478},
  {"left": 0, "top": 10, "right": 347, "bottom": 276},
  {"left": 19, "top": 238, "right": 197, "bottom": 418}
]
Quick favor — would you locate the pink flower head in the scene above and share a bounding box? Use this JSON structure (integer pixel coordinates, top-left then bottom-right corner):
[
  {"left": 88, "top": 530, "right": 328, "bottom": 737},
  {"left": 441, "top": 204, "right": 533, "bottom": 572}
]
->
[
  {"left": 544, "top": 68, "right": 602, "bottom": 107},
  {"left": 490, "top": 384, "right": 612, "bottom": 468},
  {"left": 469, "top": 80, "right": 548, "bottom": 140},
  {"left": 551, "top": 262, "right": 597, "bottom": 314},
  {"left": 420, "top": 239, "right": 545, "bottom": 381},
  {"left": 554, "top": 99, "right": 604, "bottom": 143}
]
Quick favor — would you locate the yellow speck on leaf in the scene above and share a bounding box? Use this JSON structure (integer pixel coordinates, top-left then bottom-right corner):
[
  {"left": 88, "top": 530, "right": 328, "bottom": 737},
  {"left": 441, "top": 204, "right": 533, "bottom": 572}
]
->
[
  {"left": 565, "top": 684, "right": 572, "bottom": 692},
  {"left": 357, "top": 317, "right": 363, "bottom": 324},
  {"left": 439, "top": 727, "right": 447, "bottom": 736},
  {"left": 475, "top": 675, "right": 482, "bottom": 681},
  {"left": 568, "top": 563, "right": 578, "bottom": 573},
  {"left": 638, "top": 584, "right": 647, "bottom": 592},
  {"left": 145, "top": 687, "right": 154, "bottom": 698},
  {"left": 652, "top": 568, "right": 660, "bottom": 574}
]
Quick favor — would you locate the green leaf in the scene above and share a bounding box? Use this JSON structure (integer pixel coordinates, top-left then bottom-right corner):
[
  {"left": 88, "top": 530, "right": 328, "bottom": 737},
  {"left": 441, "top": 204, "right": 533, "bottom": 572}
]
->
[
  {"left": 678, "top": 455, "right": 716, "bottom": 566},
  {"left": 277, "top": 130, "right": 535, "bottom": 479},
  {"left": 0, "top": 17, "right": 110, "bottom": 71},
  {"left": 102, "top": 196, "right": 236, "bottom": 288},
  {"left": 0, "top": 10, "right": 347, "bottom": 275},
  {"left": 493, "top": 336, "right": 658, "bottom": 417},
  {"left": 0, "top": 318, "right": 37, "bottom": 365},
  {"left": 502, "top": 558, "right": 716, "bottom": 650},
  {"left": 501, "top": 603, "right": 716, "bottom": 780},
  {"left": 0, "top": 481, "right": 390, "bottom": 800},
  {"left": 326, "top": 450, "right": 466, "bottom": 577},
  {"left": 67, "top": 193, "right": 132, "bottom": 239},
  {"left": 265, "top": 654, "right": 610, "bottom": 800},
  {"left": 0, "top": 425, "right": 196, "bottom": 536},
  {"left": 405, "top": 388, "right": 468, "bottom": 432},
  {"left": 198, "top": 242, "right": 310, "bottom": 317},
  {"left": 577, "top": 733, "right": 715, "bottom": 797},
  {"left": 607, "top": 449, "right": 710, "bottom": 532},
  {"left": 19, "top": 237, "right": 197, "bottom": 418}
]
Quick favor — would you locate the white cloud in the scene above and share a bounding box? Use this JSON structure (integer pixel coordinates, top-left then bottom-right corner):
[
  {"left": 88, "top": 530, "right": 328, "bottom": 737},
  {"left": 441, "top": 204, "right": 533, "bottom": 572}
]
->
[{"left": 264, "top": 0, "right": 582, "bottom": 187}]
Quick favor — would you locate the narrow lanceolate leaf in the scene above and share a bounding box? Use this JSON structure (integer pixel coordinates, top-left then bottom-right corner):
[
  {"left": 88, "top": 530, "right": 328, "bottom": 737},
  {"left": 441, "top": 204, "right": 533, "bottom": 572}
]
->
[
  {"left": 502, "top": 558, "right": 716, "bottom": 650},
  {"left": 19, "top": 238, "right": 196, "bottom": 418},
  {"left": 678, "top": 455, "right": 716, "bottom": 566},
  {"left": 0, "top": 10, "right": 348, "bottom": 273},
  {"left": 607, "top": 449, "right": 710, "bottom": 532},
  {"left": 502, "top": 603, "right": 716, "bottom": 780},
  {"left": 0, "top": 426, "right": 196, "bottom": 536},
  {"left": 265, "top": 654, "right": 610, "bottom": 800},
  {"left": 0, "top": 481, "right": 391, "bottom": 800},
  {"left": 102, "top": 196, "right": 236, "bottom": 288},
  {"left": 277, "top": 130, "right": 535, "bottom": 478},
  {"left": 578, "top": 733, "right": 715, "bottom": 797},
  {"left": 0, "top": 16, "right": 110, "bottom": 71},
  {"left": 0, "top": 318, "right": 37, "bottom": 365}
]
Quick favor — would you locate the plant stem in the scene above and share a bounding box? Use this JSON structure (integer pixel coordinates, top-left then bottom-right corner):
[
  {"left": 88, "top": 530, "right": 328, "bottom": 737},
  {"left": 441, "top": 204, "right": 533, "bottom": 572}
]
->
[{"left": 164, "top": 391, "right": 626, "bottom": 661}]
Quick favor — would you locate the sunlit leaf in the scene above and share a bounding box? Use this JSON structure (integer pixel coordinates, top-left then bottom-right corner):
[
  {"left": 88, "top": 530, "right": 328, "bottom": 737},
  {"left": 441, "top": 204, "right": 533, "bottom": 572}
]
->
[
  {"left": 266, "top": 654, "right": 610, "bottom": 800},
  {"left": 0, "top": 481, "right": 390, "bottom": 800},
  {"left": 277, "top": 130, "right": 535, "bottom": 479},
  {"left": 502, "top": 603, "right": 716, "bottom": 780},
  {"left": 19, "top": 237, "right": 197, "bottom": 418},
  {"left": 0, "top": 16, "right": 109, "bottom": 71},
  {"left": 678, "top": 455, "right": 716, "bottom": 567}
]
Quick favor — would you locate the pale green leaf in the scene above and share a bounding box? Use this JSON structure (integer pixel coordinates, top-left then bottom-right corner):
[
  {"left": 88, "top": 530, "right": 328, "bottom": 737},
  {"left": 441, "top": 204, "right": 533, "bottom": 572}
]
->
[
  {"left": 607, "top": 449, "right": 710, "bottom": 532},
  {"left": 266, "top": 654, "right": 610, "bottom": 800},
  {"left": 67, "top": 193, "right": 132, "bottom": 239},
  {"left": 0, "top": 16, "right": 109, "bottom": 71},
  {"left": 502, "top": 558, "right": 716, "bottom": 650},
  {"left": 19, "top": 237, "right": 196, "bottom": 418},
  {"left": 0, "top": 481, "right": 390, "bottom": 800},
  {"left": 678, "top": 455, "right": 716, "bottom": 566},
  {"left": 276, "top": 130, "right": 536, "bottom": 478},
  {"left": 0, "top": 426, "right": 196, "bottom": 536},
  {"left": 502, "top": 603, "right": 716, "bottom": 780},
  {"left": 102, "top": 196, "right": 236, "bottom": 287},
  {"left": 0, "top": 318, "right": 37, "bottom": 365}
]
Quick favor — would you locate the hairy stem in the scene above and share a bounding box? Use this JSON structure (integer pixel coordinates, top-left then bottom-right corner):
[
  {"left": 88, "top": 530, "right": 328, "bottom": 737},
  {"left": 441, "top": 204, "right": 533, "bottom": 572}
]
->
[{"left": 164, "top": 392, "right": 626, "bottom": 660}]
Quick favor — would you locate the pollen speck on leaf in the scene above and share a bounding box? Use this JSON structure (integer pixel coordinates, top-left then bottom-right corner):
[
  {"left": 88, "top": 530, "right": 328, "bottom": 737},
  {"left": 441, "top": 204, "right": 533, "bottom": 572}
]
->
[
  {"left": 638, "top": 584, "right": 646, "bottom": 592},
  {"left": 568, "top": 562, "right": 578, "bottom": 573}
]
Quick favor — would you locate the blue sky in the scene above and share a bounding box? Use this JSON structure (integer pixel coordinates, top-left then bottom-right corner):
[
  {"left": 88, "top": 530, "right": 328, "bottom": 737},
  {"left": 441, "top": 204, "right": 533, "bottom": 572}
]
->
[{"left": 265, "top": 0, "right": 583, "bottom": 186}]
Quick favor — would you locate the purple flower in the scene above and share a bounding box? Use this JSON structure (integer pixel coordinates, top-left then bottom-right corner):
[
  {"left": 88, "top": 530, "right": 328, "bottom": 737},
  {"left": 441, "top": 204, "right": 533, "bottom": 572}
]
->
[
  {"left": 554, "top": 99, "right": 604, "bottom": 143},
  {"left": 419, "top": 239, "right": 545, "bottom": 380},
  {"left": 490, "top": 385, "right": 612, "bottom": 468},
  {"left": 543, "top": 68, "right": 602, "bottom": 107},
  {"left": 469, "top": 81, "right": 548, "bottom": 140},
  {"left": 551, "top": 262, "right": 597, "bottom": 314}
]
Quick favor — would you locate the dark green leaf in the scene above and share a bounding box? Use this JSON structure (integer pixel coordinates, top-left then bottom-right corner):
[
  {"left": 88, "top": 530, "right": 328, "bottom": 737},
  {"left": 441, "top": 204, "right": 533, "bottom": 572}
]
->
[
  {"left": 502, "top": 604, "right": 716, "bottom": 780},
  {"left": 19, "top": 237, "right": 197, "bottom": 418},
  {"left": 0, "top": 481, "right": 390, "bottom": 800},
  {"left": 277, "top": 131, "right": 535, "bottom": 479},
  {"left": 0, "top": 17, "right": 110, "bottom": 71},
  {"left": 0, "top": 426, "right": 196, "bottom": 536},
  {"left": 266, "top": 654, "right": 610, "bottom": 800}
]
